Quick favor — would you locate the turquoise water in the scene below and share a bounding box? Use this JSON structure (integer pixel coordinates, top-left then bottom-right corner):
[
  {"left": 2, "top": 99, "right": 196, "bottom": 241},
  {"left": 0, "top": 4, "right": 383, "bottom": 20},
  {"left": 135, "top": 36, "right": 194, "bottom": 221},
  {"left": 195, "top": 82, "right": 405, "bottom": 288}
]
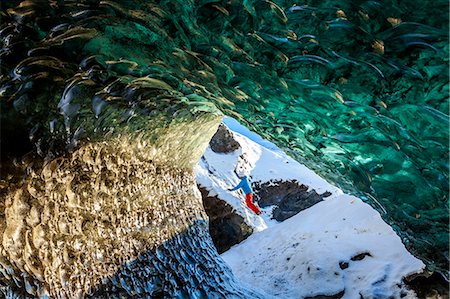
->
[{"left": 1, "top": 0, "right": 448, "bottom": 279}]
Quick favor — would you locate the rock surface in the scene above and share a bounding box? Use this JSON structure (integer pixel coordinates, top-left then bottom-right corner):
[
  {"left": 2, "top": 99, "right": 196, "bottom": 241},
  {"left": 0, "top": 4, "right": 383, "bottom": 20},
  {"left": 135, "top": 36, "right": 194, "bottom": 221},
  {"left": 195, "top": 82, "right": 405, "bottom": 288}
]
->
[
  {"left": 199, "top": 186, "right": 253, "bottom": 253},
  {"left": 0, "top": 131, "right": 209, "bottom": 297},
  {"left": 404, "top": 272, "right": 449, "bottom": 299},
  {"left": 304, "top": 290, "right": 345, "bottom": 299},
  {"left": 209, "top": 123, "right": 241, "bottom": 154},
  {"left": 253, "top": 180, "right": 332, "bottom": 221}
]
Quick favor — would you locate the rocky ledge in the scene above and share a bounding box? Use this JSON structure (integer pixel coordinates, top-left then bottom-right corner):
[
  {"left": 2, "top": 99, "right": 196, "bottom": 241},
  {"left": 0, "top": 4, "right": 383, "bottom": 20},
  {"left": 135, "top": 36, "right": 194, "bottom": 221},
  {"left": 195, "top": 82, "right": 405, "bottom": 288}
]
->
[{"left": 254, "top": 180, "right": 332, "bottom": 222}]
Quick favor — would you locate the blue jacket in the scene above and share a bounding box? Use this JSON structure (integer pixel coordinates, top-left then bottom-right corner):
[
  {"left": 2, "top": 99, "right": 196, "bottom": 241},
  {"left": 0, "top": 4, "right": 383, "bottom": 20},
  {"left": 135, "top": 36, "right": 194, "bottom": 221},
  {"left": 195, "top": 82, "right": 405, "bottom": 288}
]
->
[{"left": 230, "top": 176, "right": 253, "bottom": 194}]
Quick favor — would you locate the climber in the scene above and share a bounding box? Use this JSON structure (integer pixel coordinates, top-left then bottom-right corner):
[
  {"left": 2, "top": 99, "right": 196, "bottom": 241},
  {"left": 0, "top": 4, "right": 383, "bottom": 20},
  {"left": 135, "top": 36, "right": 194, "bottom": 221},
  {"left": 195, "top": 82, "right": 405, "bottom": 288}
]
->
[{"left": 228, "top": 172, "right": 261, "bottom": 215}]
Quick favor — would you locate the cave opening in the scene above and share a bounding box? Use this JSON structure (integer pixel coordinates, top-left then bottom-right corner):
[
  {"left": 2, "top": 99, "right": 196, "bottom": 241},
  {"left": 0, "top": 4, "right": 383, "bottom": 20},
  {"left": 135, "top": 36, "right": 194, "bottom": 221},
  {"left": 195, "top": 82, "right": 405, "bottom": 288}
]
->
[{"left": 196, "top": 121, "right": 332, "bottom": 254}]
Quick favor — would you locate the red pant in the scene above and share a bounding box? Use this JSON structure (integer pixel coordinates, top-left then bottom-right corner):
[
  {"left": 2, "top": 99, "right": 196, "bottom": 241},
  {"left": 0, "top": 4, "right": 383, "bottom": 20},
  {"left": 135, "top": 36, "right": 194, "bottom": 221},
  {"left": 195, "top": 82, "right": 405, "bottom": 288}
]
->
[{"left": 245, "top": 193, "right": 261, "bottom": 214}]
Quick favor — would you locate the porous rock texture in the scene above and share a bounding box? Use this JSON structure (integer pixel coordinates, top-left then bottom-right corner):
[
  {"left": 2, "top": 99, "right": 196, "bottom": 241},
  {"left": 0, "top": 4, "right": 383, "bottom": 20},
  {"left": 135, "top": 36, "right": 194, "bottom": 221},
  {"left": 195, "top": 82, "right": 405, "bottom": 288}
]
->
[
  {"left": 4, "top": 139, "right": 198, "bottom": 296},
  {"left": 1, "top": 126, "right": 210, "bottom": 297}
]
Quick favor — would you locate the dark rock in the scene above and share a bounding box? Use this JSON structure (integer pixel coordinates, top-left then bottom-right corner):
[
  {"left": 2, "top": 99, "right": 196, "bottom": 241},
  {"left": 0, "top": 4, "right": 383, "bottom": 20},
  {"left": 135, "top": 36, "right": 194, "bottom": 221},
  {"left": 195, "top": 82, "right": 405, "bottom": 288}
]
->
[
  {"left": 404, "top": 271, "right": 449, "bottom": 299},
  {"left": 305, "top": 289, "right": 345, "bottom": 299},
  {"left": 253, "top": 180, "right": 331, "bottom": 221},
  {"left": 322, "top": 191, "right": 332, "bottom": 198},
  {"left": 209, "top": 123, "right": 240, "bottom": 154},
  {"left": 339, "top": 262, "right": 349, "bottom": 270},
  {"left": 350, "top": 252, "right": 372, "bottom": 261},
  {"left": 198, "top": 186, "right": 253, "bottom": 253}
]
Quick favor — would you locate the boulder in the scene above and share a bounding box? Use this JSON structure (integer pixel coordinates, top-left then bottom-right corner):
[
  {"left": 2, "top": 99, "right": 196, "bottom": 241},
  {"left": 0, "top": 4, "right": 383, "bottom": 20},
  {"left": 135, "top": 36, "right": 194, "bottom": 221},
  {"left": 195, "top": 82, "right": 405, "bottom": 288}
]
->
[
  {"left": 253, "top": 180, "right": 332, "bottom": 221},
  {"left": 209, "top": 124, "right": 241, "bottom": 154}
]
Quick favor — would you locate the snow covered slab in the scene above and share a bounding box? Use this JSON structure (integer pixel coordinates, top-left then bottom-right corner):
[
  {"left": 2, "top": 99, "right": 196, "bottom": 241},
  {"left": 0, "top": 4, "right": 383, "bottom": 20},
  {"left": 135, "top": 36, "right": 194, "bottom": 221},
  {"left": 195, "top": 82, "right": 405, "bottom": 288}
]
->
[
  {"left": 196, "top": 117, "right": 425, "bottom": 298},
  {"left": 195, "top": 118, "right": 341, "bottom": 231},
  {"left": 221, "top": 194, "right": 424, "bottom": 298}
]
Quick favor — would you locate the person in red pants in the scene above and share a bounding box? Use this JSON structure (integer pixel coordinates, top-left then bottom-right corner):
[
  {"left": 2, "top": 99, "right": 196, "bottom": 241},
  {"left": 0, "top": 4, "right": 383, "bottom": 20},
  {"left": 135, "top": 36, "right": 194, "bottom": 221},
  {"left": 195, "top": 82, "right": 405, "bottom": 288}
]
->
[{"left": 228, "top": 172, "right": 261, "bottom": 215}]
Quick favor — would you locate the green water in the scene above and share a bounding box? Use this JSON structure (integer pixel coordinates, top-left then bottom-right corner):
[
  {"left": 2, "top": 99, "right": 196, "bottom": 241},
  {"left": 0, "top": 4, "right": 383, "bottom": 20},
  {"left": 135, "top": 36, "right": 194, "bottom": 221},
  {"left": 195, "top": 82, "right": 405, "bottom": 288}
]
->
[{"left": 1, "top": 0, "right": 448, "bottom": 278}]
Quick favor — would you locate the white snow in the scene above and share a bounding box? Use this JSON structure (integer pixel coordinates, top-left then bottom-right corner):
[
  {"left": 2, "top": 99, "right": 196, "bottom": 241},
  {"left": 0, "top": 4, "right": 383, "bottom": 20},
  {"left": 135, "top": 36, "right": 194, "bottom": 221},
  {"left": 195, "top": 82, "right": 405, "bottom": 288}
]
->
[
  {"left": 195, "top": 119, "right": 425, "bottom": 298},
  {"left": 222, "top": 194, "right": 424, "bottom": 298}
]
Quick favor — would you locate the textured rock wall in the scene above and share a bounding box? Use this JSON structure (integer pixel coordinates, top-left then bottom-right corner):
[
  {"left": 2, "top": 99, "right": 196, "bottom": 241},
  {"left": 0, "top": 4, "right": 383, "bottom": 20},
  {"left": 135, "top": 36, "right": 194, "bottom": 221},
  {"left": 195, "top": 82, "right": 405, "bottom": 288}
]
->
[
  {"left": 1, "top": 113, "right": 222, "bottom": 297},
  {"left": 0, "top": 1, "right": 255, "bottom": 296}
]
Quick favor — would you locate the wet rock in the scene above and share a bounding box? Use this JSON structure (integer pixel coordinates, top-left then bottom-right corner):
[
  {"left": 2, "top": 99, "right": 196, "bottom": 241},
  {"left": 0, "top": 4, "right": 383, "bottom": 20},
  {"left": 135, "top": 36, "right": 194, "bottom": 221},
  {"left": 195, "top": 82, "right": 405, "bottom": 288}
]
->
[
  {"left": 199, "top": 186, "right": 253, "bottom": 253},
  {"left": 253, "top": 180, "right": 332, "bottom": 221},
  {"left": 209, "top": 124, "right": 240, "bottom": 154},
  {"left": 0, "top": 128, "right": 218, "bottom": 298}
]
